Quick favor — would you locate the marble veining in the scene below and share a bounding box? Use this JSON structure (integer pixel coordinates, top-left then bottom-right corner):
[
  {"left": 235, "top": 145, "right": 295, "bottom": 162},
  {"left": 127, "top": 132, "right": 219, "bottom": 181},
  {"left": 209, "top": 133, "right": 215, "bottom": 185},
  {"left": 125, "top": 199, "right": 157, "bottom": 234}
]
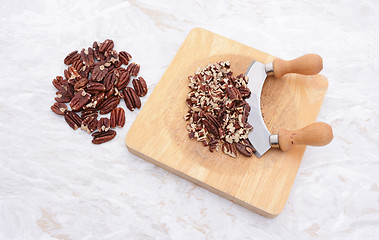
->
[{"left": 0, "top": 0, "right": 378, "bottom": 239}]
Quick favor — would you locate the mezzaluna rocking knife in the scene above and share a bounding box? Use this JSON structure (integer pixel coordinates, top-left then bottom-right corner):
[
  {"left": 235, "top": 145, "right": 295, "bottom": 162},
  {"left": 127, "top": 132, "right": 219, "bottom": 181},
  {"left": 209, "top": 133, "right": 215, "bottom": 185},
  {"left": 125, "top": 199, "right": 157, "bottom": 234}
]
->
[{"left": 245, "top": 54, "right": 333, "bottom": 158}]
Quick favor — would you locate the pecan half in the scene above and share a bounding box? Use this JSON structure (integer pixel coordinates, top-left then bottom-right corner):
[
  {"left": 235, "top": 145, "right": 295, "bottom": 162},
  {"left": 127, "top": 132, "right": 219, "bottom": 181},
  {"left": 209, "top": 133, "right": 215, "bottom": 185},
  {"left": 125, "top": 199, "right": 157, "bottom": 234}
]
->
[
  {"left": 64, "top": 111, "right": 82, "bottom": 130},
  {"left": 119, "top": 51, "right": 132, "bottom": 65},
  {"left": 104, "top": 73, "right": 116, "bottom": 91},
  {"left": 74, "top": 78, "right": 89, "bottom": 92},
  {"left": 81, "top": 116, "right": 98, "bottom": 133},
  {"left": 72, "top": 59, "right": 84, "bottom": 71},
  {"left": 86, "top": 82, "right": 106, "bottom": 94},
  {"left": 202, "top": 118, "right": 219, "bottom": 138},
  {"left": 92, "top": 65, "right": 108, "bottom": 82},
  {"left": 110, "top": 108, "right": 125, "bottom": 128},
  {"left": 85, "top": 91, "right": 105, "bottom": 109},
  {"left": 97, "top": 96, "right": 120, "bottom": 114},
  {"left": 55, "top": 94, "right": 71, "bottom": 103},
  {"left": 70, "top": 89, "right": 91, "bottom": 111},
  {"left": 51, "top": 102, "right": 67, "bottom": 115},
  {"left": 99, "top": 39, "right": 114, "bottom": 53},
  {"left": 226, "top": 86, "right": 242, "bottom": 101},
  {"left": 222, "top": 142, "right": 237, "bottom": 158},
  {"left": 92, "top": 130, "right": 116, "bottom": 144},
  {"left": 80, "top": 47, "right": 95, "bottom": 67},
  {"left": 239, "top": 87, "right": 251, "bottom": 99},
  {"left": 81, "top": 108, "right": 98, "bottom": 120},
  {"left": 132, "top": 76, "right": 148, "bottom": 97},
  {"left": 55, "top": 85, "right": 74, "bottom": 103},
  {"left": 116, "top": 72, "right": 130, "bottom": 90},
  {"left": 125, "top": 62, "right": 140, "bottom": 76},
  {"left": 92, "top": 41, "right": 101, "bottom": 60},
  {"left": 67, "top": 66, "right": 81, "bottom": 80},
  {"left": 64, "top": 51, "right": 80, "bottom": 65},
  {"left": 52, "top": 76, "right": 67, "bottom": 91},
  {"left": 123, "top": 87, "right": 141, "bottom": 111},
  {"left": 111, "top": 66, "right": 126, "bottom": 78},
  {"left": 235, "top": 139, "right": 256, "bottom": 157},
  {"left": 97, "top": 117, "right": 110, "bottom": 132}
]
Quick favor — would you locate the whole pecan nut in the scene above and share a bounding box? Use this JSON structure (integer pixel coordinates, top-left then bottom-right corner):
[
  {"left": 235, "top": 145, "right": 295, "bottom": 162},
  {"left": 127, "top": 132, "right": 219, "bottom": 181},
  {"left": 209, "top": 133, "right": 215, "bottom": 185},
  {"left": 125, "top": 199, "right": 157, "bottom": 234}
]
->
[
  {"left": 64, "top": 111, "right": 82, "bottom": 130},
  {"left": 119, "top": 51, "right": 132, "bottom": 65},
  {"left": 51, "top": 102, "right": 67, "bottom": 115},
  {"left": 70, "top": 90, "right": 91, "bottom": 111},
  {"left": 92, "top": 130, "right": 117, "bottom": 144},
  {"left": 110, "top": 108, "right": 125, "bottom": 128},
  {"left": 132, "top": 76, "right": 148, "bottom": 97},
  {"left": 123, "top": 87, "right": 141, "bottom": 111},
  {"left": 64, "top": 51, "right": 80, "bottom": 65}
]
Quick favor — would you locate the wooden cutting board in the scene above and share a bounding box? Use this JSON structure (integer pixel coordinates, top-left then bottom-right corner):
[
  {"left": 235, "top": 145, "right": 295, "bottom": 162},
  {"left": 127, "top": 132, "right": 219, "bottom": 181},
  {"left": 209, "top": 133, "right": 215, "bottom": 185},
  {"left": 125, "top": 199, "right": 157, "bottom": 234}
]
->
[{"left": 126, "top": 28, "right": 328, "bottom": 217}]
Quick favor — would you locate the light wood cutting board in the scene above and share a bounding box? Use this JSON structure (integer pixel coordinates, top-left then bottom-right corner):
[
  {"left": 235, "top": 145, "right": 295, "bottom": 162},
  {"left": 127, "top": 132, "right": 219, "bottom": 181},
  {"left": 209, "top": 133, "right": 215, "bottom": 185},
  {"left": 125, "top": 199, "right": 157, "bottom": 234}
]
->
[{"left": 125, "top": 28, "right": 328, "bottom": 217}]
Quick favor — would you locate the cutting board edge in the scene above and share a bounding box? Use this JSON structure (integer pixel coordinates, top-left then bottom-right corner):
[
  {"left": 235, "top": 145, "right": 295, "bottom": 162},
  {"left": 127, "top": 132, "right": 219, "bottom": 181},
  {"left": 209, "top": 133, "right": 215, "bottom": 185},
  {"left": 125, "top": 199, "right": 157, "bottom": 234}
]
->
[{"left": 125, "top": 143, "right": 280, "bottom": 218}]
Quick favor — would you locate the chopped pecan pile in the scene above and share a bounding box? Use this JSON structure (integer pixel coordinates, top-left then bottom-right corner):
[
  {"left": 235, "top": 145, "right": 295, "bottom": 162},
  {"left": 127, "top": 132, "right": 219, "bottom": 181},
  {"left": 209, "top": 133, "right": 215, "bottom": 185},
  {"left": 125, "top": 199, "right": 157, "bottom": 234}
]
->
[
  {"left": 185, "top": 61, "right": 255, "bottom": 157},
  {"left": 51, "top": 39, "right": 148, "bottom": 144}
]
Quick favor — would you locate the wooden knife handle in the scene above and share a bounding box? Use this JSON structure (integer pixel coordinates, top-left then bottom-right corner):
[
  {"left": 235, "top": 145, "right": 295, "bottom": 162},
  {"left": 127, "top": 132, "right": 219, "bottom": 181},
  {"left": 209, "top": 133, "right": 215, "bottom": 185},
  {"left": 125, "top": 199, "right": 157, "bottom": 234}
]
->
[
  {"left": 273, "top": 54, "right": 323, "bottom": 78},
  {"left": 278, "top": 122, "right": 333, "bottom": 152}
]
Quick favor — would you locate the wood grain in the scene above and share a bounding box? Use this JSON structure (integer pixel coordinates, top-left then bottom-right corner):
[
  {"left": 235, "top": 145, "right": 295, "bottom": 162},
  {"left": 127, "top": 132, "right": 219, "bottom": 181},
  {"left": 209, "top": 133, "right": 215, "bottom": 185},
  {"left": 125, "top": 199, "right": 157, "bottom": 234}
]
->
[{"left": 125, "top": 28, "right": 329, "bottom": 217}]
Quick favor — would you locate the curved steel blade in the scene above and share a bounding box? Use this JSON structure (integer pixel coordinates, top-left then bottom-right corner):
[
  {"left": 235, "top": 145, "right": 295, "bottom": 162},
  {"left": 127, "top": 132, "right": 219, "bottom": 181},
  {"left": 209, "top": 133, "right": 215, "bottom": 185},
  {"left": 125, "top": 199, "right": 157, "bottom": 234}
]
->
[{"left": 245, "top": 61, "right": 271, "bottom": 158}]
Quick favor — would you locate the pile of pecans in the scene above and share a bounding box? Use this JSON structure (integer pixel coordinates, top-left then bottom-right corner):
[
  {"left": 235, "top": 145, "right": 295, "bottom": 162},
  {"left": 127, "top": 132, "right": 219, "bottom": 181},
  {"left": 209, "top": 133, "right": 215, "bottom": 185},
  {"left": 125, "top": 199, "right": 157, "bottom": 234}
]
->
[
  {"left": 51, "top": 39, "right": 148, "bottom": 144},
  {"left": 185, "top": 61, "right": 256, "bottom": 158}
]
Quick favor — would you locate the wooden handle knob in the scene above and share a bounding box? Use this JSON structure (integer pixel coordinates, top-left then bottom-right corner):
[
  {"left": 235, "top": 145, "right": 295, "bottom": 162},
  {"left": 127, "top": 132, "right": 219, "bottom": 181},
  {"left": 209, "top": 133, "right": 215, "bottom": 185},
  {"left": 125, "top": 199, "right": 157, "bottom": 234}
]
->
[
  {"left": 273, "top": 54, "right": 323, "bottom": 78},
  {"left": 278, "top": 122, "right": 333, "bottom": 152}
]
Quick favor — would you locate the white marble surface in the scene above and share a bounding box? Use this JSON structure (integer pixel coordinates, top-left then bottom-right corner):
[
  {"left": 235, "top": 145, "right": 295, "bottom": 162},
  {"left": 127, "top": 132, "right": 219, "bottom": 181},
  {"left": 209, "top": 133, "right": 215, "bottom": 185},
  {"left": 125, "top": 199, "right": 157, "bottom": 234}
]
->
[{"left": 1, "top": 0, "right": 378, "bottom": 239}]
